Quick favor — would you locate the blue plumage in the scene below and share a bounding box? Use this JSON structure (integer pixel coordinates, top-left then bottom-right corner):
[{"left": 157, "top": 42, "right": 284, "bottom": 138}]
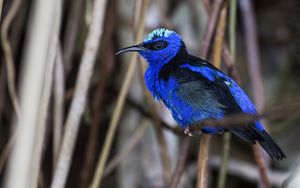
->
[{"left": 117, "top": 28, "right": 285, "bottom": 160}]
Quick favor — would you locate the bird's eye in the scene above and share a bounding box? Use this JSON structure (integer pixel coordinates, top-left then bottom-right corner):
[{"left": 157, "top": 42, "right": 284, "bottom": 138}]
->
[
  {"left": 154, "top": 42, "right": 164, "bottom": 49},
  {"left": 145, "top": 41, "right": 168, "bottom": 50},
  {"left": 153, "top": 41, "right": 167, "bottom": 50}
]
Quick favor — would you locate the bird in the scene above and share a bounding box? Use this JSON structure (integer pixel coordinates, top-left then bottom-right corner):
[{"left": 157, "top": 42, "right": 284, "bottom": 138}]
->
[{"left": 116, "top": 28, "right": 285, "bottom": 160}]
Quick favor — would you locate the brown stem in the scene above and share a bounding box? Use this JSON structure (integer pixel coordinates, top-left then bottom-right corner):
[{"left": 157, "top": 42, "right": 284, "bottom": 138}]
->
[
  {"left": 200, "top": 0, "right": 225, "bottom": 58},
  {"left": 197, "top": 134, "right": 211, "bottom": 188},
  {"left": 53, "top": 45, "right": 65, "bottom": 168},
  {"left": 0, "top": 0, "right": 22, "bottom": 119},
  {"left": 79, "top": 1, "right": 117, "bottom": 186},
  {"left": 240, "top": 0, "right": 270, "bottom": 187},
  {"left": 90, "top": 0, "right": 150, "bottom": 187},
  {"left": 169, "top": 137, "right": 191, "bottom": 188},
  {"left": 62, "top": 0, "right": 84, "bottom": 76},
  {"left": 252, "top": 144, "right": 271, "bottom": 188},
  {"left": 50, "top": 0, "right": 108, "bottom": 187},
  {"left": 197, "top": 1, "right": 226, "bottom": 187}
]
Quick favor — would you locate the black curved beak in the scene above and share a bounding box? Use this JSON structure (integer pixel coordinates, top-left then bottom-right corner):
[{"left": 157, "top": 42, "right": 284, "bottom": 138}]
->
[{"left": 116, "top": 43, "right": 145, "bottom": 55}]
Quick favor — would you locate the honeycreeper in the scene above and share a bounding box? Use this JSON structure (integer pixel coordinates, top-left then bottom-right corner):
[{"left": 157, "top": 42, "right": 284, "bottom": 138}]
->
[{"left": 116, "top": 28, "right": 285, "bottom": 160}]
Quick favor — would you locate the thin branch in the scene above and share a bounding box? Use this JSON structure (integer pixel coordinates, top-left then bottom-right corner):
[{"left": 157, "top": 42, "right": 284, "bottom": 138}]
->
[
  {"left": 240, "top": 0, "right": 270, "bottom": 187},
  {"left": 217, "top": 132, "right": 231, "bottom": 188},
  {"left": 210, "top": 156, "right": 287, "bottom": 187},
  {"left": 169, "top": 137, "right": 191, "bottom": 188},
  {"left": 217, "top": 0, "right": 236, "bottom": 187},
  {"left": 188, "top": 101, "right": 300, "bottom": 132},
  {"left": 0, "top": 64, "right": 5, "bottom": 124},
  {"left": 0, "top": 0, "right": 3, "bottom": 21},
  {"left": 240, "top": 0, "right": 266, "bottom": 111},
  {"left": 79, "top": 1, "right": 116, "bottom": 186},
  {"left": 90, "top": 0, "right": 149, "bottom": 187},
  {"left": 62, "top": 0, "right": 84, "bottom": 76},
  {"left": 229, "top": 0, "right": 237, "bottom": 60},
  {"left": 50, "top": 0, "right": 108, "bottom": 187},
  {"left": 0, "top": 131, "right": 16, "bottom": 173},
  {"left": 188, "top": 156, "right": 288, "bottom": 187},
  {"left": 103, "top": 120, "right": 149, "bottom": 177},
  {"left": 197, "top": 134, "right": 211, "bottom": 188},
  {"left": 200, "top": 0, "right": 225, "bottom": 58},
  {"left": 197, "top": 0, "right": 226, "bottom": 187},
  {"left": 252, "top": 144, "right": 270, "bottom": 188},
  {"left": 212, "top": 4, "right": 227, "bottom": 68},
  {"left": 0, "top": 0, "right": 22, "bottom": 119},
  {"left": 53, "top": 45, "right": 65, "bottom": 167},
  {"left": 222, "top": 43, "right": 241, "bottom": 84}
]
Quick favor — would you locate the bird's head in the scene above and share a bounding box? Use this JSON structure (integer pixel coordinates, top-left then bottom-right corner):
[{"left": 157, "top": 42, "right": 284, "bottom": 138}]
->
[{"left": 116, "top": 28, "right": 185, "bottom": 65}]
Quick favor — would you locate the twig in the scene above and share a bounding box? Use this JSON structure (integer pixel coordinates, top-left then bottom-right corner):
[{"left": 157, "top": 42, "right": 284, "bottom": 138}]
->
[
  {"left": 103, "top": 120, "right": 149, "bottom": 177},
  {"left": 0, "top": 131, "right": 16, "bottom": 174},
  {"left": 217, "top": 132, "right": 231, "bottom": 188},
  {"left": 222, "top": 43, "right": 241, "bottom": 84},
  {"left": 90, "top": 0, "right": 149, "bottom": 187},
  {"left": 62, "top": 0, "right": 84, "bottom": 76},
  {"left": 240, "top": 0, "right": 270, "bottom": 187},
  {"left": 240, "top": 0, "right": 266, "bottom": 111},
  {"left": 50, "top": 0, "right": 108, "bottom": 187},
  {"left": 197, "top": 1, "right": 225, "bottom": 187},
  {"left": 79, "top": 1, "right": 116, "bottom": 186},
  {"left": 0, "top": 64, "right": 5, "bottom": 124},
  {"left": 229, "top": 0, "right": 237, "bottom": 60},
  {"left": 197, "top": 134, "right": 211, "bottom": 188},
  {"left": 188, "top": 101, "right": 300, "bottom": 132},
  {"left": 211, "top": 156, "right": 287, "bottom": 187},
  {"left": 188, "top": 156, "right": 288, "bottom": 187},
  {"left": 0, "top": 0, "right": 22, "bottom": 119},
  {"left": 217, "top": 0, "right": 236, "bottom": 187},
  {"left": 200, "top": 0, "right": 225, "bottom": 58},
  {"left": 169, "top": 137, "right": 191, "bottom": 188},
  {"left": 0, "top": 0, "right": 3, "bottom": 21},
  {"left": 137, "top": 58, "right": 172, "bottom": 184},
  {"left": 5, "top": 0, "right": 60, "bottom": 186},
  {"left": 202, "top": 0, "right": 240, "bottom": 82},
  {"left": 212, "top": 4, "right": 227, "bottom": 68},
  {"left": 252, "top": 144, "right": 270, "bottom": 188},
  {"left": 53, "top": 45, "right": 65, "bottom": 167}
]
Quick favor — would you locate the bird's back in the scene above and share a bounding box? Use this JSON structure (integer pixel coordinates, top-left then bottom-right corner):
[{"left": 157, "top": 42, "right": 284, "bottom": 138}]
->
[{"left": 154, "top": 55, "right": 242, "bottom": 128}]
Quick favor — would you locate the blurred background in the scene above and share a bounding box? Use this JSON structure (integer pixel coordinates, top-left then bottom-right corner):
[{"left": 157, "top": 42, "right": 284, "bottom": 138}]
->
[{"left": 0, "top": 0, "right": 300, "bottom": 187}]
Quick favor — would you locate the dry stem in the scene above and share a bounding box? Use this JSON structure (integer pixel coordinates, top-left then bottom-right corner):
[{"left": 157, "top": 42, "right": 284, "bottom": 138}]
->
[
  {"left": 50, "top": 0, "right": 108, "bottom": 187},
  {"left": 90, "top": 0, "right": 149, "bottom": 187}
]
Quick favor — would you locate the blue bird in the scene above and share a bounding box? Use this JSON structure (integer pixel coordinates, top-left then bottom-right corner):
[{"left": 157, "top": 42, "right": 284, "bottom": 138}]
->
[{"left": 117, "top": 28, "right": 285, "bottom": 160}]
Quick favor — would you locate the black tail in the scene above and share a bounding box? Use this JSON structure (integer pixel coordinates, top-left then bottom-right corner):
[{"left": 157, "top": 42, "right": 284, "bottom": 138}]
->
[{"left": 228, "top": 126, "right": 286, "bottom": 160}]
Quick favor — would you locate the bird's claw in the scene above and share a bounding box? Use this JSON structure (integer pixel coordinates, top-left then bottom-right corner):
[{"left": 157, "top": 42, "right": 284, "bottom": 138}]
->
[{"left": 184, "top": 127, "right": 201, "bottom": 137}]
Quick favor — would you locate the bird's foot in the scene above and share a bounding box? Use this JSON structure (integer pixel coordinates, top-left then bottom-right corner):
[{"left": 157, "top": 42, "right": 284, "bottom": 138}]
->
[{"left": 184, "top": 127, "right": 201, "bottom": 137}]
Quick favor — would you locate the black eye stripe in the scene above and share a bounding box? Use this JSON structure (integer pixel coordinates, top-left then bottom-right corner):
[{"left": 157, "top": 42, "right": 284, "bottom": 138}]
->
[{"left": 144, "top": 41, "right": 168, "bottom": 50}]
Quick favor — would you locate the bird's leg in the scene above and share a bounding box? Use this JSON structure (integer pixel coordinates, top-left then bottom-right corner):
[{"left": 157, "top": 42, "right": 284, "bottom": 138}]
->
[{"left": 184, "top": 127, "right": 201, "bottom": 136}]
